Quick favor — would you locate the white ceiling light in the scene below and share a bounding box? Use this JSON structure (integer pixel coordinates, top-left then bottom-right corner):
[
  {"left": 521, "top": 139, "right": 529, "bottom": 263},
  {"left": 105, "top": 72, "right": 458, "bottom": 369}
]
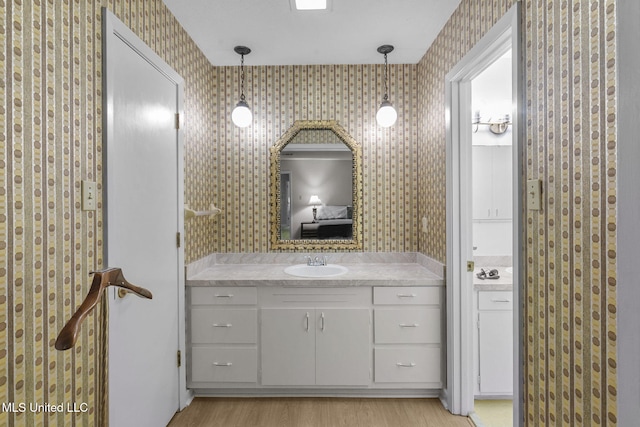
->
[
  {"left": 293, "top": 0, "right": 328, "bottom": 10},
  {"left": 376, "top": 45, "right": 397, "bottom": 128},
  {"left": 231, "top": 46, "right": 252, "bottom": 128}
]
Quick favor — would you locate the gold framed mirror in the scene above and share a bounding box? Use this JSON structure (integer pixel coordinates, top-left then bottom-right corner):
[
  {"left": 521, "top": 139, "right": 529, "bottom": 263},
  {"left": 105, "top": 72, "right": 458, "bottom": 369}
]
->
[{"left": 269, "top": 120, "right": 362, "bottom": 251}]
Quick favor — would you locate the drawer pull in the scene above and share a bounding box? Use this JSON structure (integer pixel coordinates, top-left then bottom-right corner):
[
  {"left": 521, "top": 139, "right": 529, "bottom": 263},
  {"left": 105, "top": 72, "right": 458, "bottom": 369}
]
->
[
  {"left": 305, "top": 312, "right": 310, "bottom": 332},
  {"left": 214, "top": 294, "right": 234, "bottom": 298},
  {"left": 212, "top": 323, "right": 232, "bottom": 328},
  {"left": 397, "top": 293, "right": 417, "bottom": 298},
  {"left": 490, "top": 299, "right": 511, "bottom": 303},
  {"left": 399, "top": 323, "right": 419, "bottom": 328},
  {"left": 213, "top": 362, "right": 233, "bottom": 367},
  {"left": 396, "top": 362, "right": 416, "bottom": 368},
  {"left": 320, "top": 312, "right": 325, "bottom": 332}
]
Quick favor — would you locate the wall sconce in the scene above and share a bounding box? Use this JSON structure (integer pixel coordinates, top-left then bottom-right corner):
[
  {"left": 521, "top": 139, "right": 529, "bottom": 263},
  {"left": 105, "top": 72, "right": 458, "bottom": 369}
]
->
[
  {"left": 308, "top": 195, "right": 322, "bottom": 221},
  {"left": 472, "top": 110, "right": 511, "bottom": 134},
  {"left": 376, "top": 44, "right": 397, "bottom": 128},
  {"left": 232, "top": 46, "right": 252, "bottom": 128}
]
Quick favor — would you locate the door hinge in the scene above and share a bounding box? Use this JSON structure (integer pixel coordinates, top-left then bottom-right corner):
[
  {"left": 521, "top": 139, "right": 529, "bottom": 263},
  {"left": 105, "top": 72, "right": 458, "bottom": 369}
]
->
[
  {"left": 467, "top": 261, "right": 475, "bottom": 272},
  {"left": 177, "top": 350, "right": 182, "bottom": 367},
  {"left": 477, "top": 375, "right": 481, "bottom": 385},
  {"left": 176, "top": 232, "right": 181, "bottom": 248},
  {"left": 175, "top": 113, "right": 180, "bottom": 129}
]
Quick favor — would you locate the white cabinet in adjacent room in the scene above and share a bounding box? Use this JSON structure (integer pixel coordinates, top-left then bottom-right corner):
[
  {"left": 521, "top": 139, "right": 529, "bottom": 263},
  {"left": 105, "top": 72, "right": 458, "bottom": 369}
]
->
[
  {"left": 261, "top": 308, "right": 370, "bottom": 386},
  {"left": 472, "top": 145, "right": 512, "bottom": 220},
  {"left": 477, "top": 291, "right": 513, "bottom": 395}
]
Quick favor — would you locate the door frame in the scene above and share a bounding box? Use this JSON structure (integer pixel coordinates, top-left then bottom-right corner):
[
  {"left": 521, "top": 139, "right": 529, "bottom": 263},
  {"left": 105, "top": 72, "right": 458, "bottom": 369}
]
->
[
  {"left": 102, "top": 8, "right": 190, "bottom": 411},
  {"left": 444, "top": 4, "right": 523, "bottom": 424}
]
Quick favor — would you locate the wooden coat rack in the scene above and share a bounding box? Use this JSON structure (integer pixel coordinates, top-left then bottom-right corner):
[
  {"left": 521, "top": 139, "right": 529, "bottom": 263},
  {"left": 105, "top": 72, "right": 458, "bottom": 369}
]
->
[{"left": 55, "top": 268, "right": 152, "bottom": 351}]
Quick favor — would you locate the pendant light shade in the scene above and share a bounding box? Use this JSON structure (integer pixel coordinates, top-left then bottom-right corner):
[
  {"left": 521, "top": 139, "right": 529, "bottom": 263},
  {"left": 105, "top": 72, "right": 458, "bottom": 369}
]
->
[
  {"left": 232, "top": 100, "right": 253, "bottom": 128},
  {"left": 376, "top": 100, "right": 398, "bottom": 128},
  {"left": 232, "top": 46, "right": 252, "bottom": 128},
  {"left": 376, "top": 45, "right": 397, "bottom": 128}
]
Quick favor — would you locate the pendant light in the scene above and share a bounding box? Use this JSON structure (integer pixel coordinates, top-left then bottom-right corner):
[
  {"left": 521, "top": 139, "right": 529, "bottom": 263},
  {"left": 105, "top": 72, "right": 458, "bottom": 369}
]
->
[
  {"left": 232, "top": 46, "right": 252, "bottom": 128},
  {"left": 376, "top": 44, "right": 397, "bottom": 128}
]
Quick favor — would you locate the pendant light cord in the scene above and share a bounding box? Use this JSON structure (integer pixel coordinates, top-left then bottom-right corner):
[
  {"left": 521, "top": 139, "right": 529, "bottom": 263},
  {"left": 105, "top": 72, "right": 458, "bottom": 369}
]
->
[
  {"left": 240, "top": 53, "right": 246, "bottom": 102},
  {"left": 383, "top": 52, "right": 389, "bottom": 102}
]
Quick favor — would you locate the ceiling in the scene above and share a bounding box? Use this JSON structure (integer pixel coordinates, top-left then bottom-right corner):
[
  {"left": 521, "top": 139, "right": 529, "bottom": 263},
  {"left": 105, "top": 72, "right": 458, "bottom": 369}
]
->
[{"left": 162, "top": 0, "right": 462, "bottom": 66}]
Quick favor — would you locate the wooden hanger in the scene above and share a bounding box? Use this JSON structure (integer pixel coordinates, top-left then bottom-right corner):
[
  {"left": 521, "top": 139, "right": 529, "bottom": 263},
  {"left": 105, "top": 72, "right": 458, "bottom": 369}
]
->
[{"left": 55, "top": 268, "right": 152, "bottom": 351}]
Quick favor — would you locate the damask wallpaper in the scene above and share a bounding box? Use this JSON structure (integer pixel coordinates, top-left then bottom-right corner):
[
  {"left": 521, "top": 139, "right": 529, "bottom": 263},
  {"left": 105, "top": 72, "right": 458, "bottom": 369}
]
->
[{"left": 417, "top": 0, "right": 617, "bottom": 425}]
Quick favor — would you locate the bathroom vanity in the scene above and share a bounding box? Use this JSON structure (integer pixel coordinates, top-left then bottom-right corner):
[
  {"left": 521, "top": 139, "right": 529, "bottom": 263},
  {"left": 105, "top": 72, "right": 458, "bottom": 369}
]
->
[{"left": 186, "top": 255, "right": 444, "bottom": 396}]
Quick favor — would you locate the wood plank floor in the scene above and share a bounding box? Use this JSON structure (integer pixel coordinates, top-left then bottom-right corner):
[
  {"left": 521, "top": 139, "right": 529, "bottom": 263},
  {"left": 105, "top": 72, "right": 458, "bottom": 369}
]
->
[{"left": 168, "top": 397, "right": 474, "bottom": 427}]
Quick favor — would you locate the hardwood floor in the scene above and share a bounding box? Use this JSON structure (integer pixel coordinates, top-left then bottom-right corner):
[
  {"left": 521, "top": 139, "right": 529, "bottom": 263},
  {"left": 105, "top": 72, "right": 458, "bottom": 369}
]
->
[{"left": 168, "top": 397, "right": 474, "bottom": 427}]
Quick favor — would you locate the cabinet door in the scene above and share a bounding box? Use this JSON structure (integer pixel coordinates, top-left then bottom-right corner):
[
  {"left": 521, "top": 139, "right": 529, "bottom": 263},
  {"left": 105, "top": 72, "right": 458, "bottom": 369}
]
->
[
  {"left": 315, "top": 308, "right": 370, "bottom": 386},
  {"left": 261, "top": 308, "right": 315, "bottom": 385},
  {"left": 478, "top": 310, "right": 513, "bottom": 394},
  {"left": 472, "top": 145, "right": 494, "bottom": 219},
  {"left": 492, "top": 145, "right": 513, "bottom": 219}
]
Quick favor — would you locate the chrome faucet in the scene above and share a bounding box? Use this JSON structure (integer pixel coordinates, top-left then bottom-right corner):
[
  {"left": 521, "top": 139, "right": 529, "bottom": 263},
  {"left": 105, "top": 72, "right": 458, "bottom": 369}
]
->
[{"left": 305, "top": 255, "right": 328, "bottom": 266}]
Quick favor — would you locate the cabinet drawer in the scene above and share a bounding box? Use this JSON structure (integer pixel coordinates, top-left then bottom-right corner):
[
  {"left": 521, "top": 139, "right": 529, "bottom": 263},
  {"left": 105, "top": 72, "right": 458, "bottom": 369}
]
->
[
  {"left": 374, "top": 309, "right": 440, "bottom": 344},
  {"left": 373, "top": 287, "right": 440, "bottom": 305},
  {"left": 374, "top": 348, "right": 441, "bottom": 384},
  {"left": 191, "top": 347, "right": 257, "bottom": 383},
  {"left": 478, "top": 291, "right": 513, "bottom": 310},
  {"left": 259, "top": 287, "right": 371, "bottom": 307},
  {"left": 191, "top": 308, "right": 257, "bottom": 344},
  {"left": 191, "top": 287, "right": 257, "bottom": 305}
]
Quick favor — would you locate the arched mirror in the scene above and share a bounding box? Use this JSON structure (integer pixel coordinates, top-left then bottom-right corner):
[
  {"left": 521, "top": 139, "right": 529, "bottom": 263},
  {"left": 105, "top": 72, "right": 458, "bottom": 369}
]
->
[{"left": 269, "top": 120, "right": 362, "bottom": 251}]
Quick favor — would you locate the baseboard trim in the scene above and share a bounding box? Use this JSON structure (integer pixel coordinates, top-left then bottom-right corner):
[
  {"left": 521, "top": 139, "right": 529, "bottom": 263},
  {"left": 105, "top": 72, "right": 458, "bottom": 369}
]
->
[{"left": 191, "top": 388, "right": 442, "bottom": 399}]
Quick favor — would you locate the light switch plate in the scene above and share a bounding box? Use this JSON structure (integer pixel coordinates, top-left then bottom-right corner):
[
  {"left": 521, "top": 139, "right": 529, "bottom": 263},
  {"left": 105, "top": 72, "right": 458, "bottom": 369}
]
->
[
  {"left": 81, "top": 180, "right": 97, "bottom": 211},
  {"left": 526, "top": 179, "right": 542, "bottom": 210}
]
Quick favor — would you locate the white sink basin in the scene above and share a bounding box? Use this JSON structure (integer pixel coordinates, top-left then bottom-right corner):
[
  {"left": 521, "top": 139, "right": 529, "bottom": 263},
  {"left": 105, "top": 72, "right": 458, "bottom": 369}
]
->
[{"left": 284, "top": 264, "right": 349, "bottom": 278}]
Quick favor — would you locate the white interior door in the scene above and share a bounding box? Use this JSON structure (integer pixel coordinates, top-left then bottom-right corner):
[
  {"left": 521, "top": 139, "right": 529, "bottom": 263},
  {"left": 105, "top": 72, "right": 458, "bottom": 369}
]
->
[{"left": 104, "top": 10, "right": 184, "bottom": 427}]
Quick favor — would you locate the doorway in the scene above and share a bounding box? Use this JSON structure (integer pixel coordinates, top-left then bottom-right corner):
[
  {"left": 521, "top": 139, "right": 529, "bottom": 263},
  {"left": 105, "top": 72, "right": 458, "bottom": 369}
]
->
[
  {"left": 444, "top": 4, "right": 522, "bottom": 426},
  {"left": 103, "top": 9, "right": 187, "bottom": 426},
  {"left": 469, "top": 49, "right": 514, "bottom": 427}
]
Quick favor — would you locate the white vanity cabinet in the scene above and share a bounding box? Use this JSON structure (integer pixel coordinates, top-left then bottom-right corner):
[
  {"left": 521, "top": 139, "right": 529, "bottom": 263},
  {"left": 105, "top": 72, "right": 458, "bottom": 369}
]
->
[
  {"left": 373, "top": 287, "right": 443, "bottom": 386},
  {"left": 476, "top": 290, "right": 513, "bottom": 395},
  {"left": 261, "top": 308, "right": 370, "bottom": 386},
  {"left": 187, "top": 284, "right": 444, "bottom": 394},
  {"left": 188, "top": 287, "right": 258, "bottom": 387}
]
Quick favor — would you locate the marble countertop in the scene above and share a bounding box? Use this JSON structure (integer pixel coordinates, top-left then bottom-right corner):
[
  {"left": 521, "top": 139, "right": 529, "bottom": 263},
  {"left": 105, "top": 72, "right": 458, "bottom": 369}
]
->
[
  {"left": 473, "top": 266, "right": 513, "bottom": 291},
  {"left": 187, "top": 263, "right": 444, "bottom": 287}
]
